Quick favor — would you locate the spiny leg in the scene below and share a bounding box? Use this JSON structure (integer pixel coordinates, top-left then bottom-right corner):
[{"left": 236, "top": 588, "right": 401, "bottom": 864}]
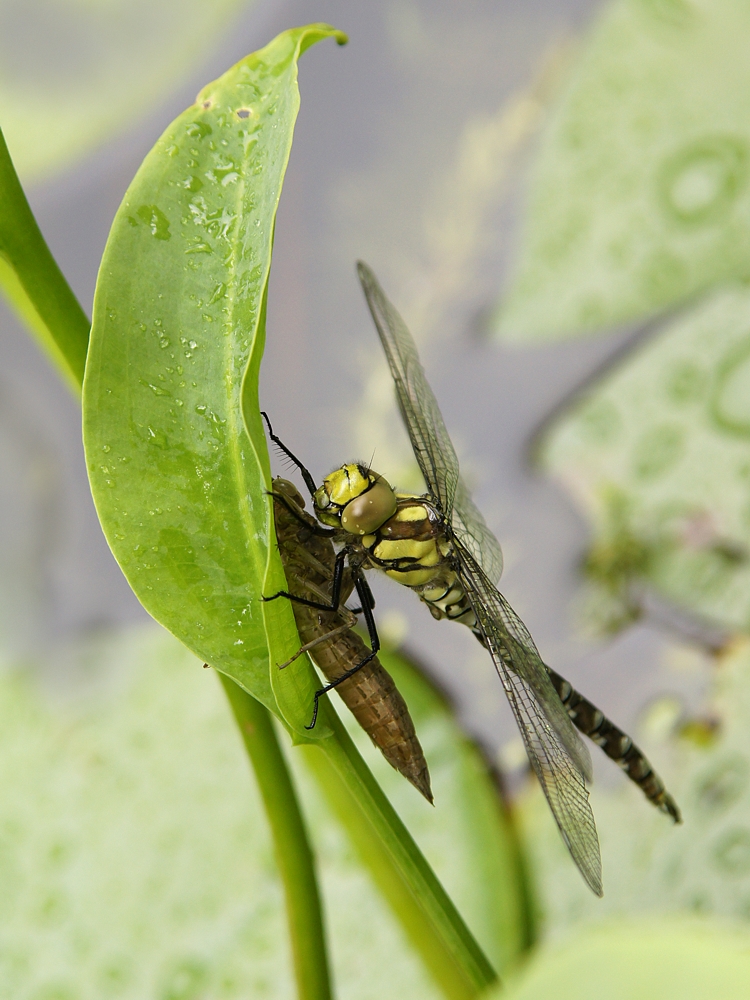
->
[
  {"left": 277, "top": 615, "right": 357, "bottom": 669},
  {"left": 263, "top": 547, "right": 349, "bottom": 613},
  {"left": 262, "top": 411, "right": 318, "bottom": 498},
  {"left": 356, "top": 572, "right": 376, "bottom": 612}
]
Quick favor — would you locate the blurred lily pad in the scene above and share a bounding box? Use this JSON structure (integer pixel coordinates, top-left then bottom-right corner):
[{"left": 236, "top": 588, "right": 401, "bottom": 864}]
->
[
  {"left": 495, "top": 0, "right": 750, "bottom": 341},
  {"left": 0, "top": 625, "right": 528, "bottom": 997},
  {"left": 0, "top": 0, "right": 252, "bottom": 182},
  {"left": 539, "top": 283, "right": 750, "bottom": 635},
  {"left": 519, "top": 638, "right": 750, "bottom": 932},
  {"left": 496, "top": 918, "right": 750, "bottom": 1000}
]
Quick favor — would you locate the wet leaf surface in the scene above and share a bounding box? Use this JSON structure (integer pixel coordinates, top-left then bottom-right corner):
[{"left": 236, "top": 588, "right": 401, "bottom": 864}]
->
[
  {"left": 495, "top": 0, "right": 750, "bottom": 341},
  {"left": 539, "top": 284, "right": 750, "bottom": 634},
  {"left": 82, "top": 26, "right": 346, "bottom": 733}
]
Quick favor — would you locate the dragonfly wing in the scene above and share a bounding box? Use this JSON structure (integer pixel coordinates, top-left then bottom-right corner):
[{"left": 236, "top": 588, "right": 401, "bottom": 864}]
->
[
  {"left": 456, "top": 543, "right": 602, "bottom": 896},
  {"left": 452, "top": 478, "right": 504, "bottom": 585},
  {"left": 358, "top": 261, "right": 504, "bottom": 582},
  {"left": 357, "top": 261, "right": 458, "bottom": 516}
]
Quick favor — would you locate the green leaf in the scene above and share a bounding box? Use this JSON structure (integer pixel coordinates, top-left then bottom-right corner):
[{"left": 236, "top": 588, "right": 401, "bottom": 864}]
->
[
  {"left": 495, "top": 919, "right": 750, "bottom": 1000},
  {"left": 495, "top": 0, "right": 750, "bottom": 342},
  {"left": 0, "top": 0, "right": 255, "bottom": 183},
  {"left": 0, "top": 128, "right": 89, "bottom": 392},
  {"left": 538, "top": 283, "right": 750, "bottom": 634},
  {"left": 313, "top": 642, "right": 534, "bottom": 977},
  {"left": 82, "top": 25, "right": 346, "bottom": 734}
]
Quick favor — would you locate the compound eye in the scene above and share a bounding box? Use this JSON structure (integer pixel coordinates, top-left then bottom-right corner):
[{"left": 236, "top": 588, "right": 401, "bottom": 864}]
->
[{"left": 341, "top": 478, "right": 397, "bottom": 535}]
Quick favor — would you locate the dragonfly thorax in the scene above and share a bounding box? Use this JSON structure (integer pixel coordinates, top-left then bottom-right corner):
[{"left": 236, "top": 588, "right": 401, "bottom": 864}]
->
[
  {"left": 313, "top": 463, "right": 397, "bottom": 534},
  {"left": 358, "top": 495, "right": 478, "bottom": 626}
]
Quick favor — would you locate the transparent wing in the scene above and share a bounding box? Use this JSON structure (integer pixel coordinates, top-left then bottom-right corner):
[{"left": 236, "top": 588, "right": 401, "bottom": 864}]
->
[
  {"left": 357, "top": 260, "right": 459, "bottom": 517},
  {"left": 358, "top": 260, "right": 503, "bottom": 583},
  {"left": 455, "top": 542, "right": 602, "bottom": 896},
  {"left": 452, "top": 479, "right": 504, "bottom": 585}
]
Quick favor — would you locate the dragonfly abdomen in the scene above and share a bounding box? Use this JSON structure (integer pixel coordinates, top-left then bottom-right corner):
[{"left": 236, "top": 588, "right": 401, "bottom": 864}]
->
[
  {"left": 418, "top": 573, "right": 478, "bottom": 628},
  {"left": 547, "top": 667, "right": 681, "bottom": 823}
]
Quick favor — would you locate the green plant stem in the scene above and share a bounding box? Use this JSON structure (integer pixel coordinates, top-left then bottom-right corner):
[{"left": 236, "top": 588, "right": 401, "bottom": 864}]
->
[
  {"left": 304, "top": 706, "right": 498, "bottom": 1000},
  {"left": 0, "top": 127, "right": 89, "bottom": 393},
  {"left": 221, "top": 674, "right": 332, "bottom": 1000}
]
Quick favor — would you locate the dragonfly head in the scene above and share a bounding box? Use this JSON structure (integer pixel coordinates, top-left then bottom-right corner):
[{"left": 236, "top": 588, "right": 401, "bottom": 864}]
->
[{"left": 313, "top": 463, "right": 397, "bottom": 535}]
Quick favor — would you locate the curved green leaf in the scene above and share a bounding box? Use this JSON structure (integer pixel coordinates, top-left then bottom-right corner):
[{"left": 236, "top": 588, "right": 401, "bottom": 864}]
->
[
  {"left": 80, "top": 29, "right": 499, "bottom": 994},
  {"left": 495, "top": 0, "right": 750, "bottom": 342},
  {"left": 82, "top": 25, "right": 346, "bottom": 734}
]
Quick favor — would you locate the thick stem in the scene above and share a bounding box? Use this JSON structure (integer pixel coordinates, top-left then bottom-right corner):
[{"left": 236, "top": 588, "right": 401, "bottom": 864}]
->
[
  {"left": 303, "top": 706, "right": 498, "bottom": 1000},
  {"left": 0, "top": 128, "right": 89, "bottom": 393},
  {"left": 221, "top": 674, "right": 333, "bottom": 1000}
]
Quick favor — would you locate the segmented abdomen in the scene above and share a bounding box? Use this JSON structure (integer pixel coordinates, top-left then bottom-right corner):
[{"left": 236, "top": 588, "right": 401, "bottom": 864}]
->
[{"left": 547, "top": 667, "right": 681, "bottom": 823}]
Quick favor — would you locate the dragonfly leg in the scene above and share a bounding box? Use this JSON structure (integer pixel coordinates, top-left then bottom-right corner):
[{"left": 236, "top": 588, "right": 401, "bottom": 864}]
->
[
  {"left": 262, "top": 412, "right": 319, "bottom": 498},
  {"left": 356, "top": 573, "right": 381, "bottom": 651},
  {"left": 278, "top": 616, "right": 357, "bottom": 669},
  {"left": 264, "top": 547, "right": 348, "bottom": 612},
  {"left": 306, "top": 648, "right": 379, "bottom": 729},
  {"left": 305, "top": 573, "right": 382, "bottom": 730},
  {"left": 356, "top": 572, "right": 376, "bottom": 611}
]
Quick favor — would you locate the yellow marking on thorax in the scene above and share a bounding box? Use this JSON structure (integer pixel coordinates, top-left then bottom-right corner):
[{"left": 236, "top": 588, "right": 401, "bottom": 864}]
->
[
  {"left": 385, "top": 565, "right": 440, "bottom": 586},
  {"left": 374, "top": 538, "right": 440, "bottom": 564},
  {"left": 375, "top": 536, "right": 443, "bottom": 587},
  {"left": 392, "top": 502, "right": 430, "bottom": 522}
]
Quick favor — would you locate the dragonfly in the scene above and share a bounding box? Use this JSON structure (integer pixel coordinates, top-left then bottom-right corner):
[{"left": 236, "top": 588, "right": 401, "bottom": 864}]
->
[
  {"left": 264, "top": 261, "right": 681, "bottom": 896},
  {"left": 269, "top": 474, "right": 432, "bottom": 803}
]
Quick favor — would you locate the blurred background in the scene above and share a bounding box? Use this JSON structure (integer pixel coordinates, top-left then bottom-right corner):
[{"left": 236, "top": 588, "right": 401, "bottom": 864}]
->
[
  {"left": 5, "top": 0, "right": 750, "bottom": 996},
  {"left": 1, "top": 0, "right": 694, "bottom": 760}
]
